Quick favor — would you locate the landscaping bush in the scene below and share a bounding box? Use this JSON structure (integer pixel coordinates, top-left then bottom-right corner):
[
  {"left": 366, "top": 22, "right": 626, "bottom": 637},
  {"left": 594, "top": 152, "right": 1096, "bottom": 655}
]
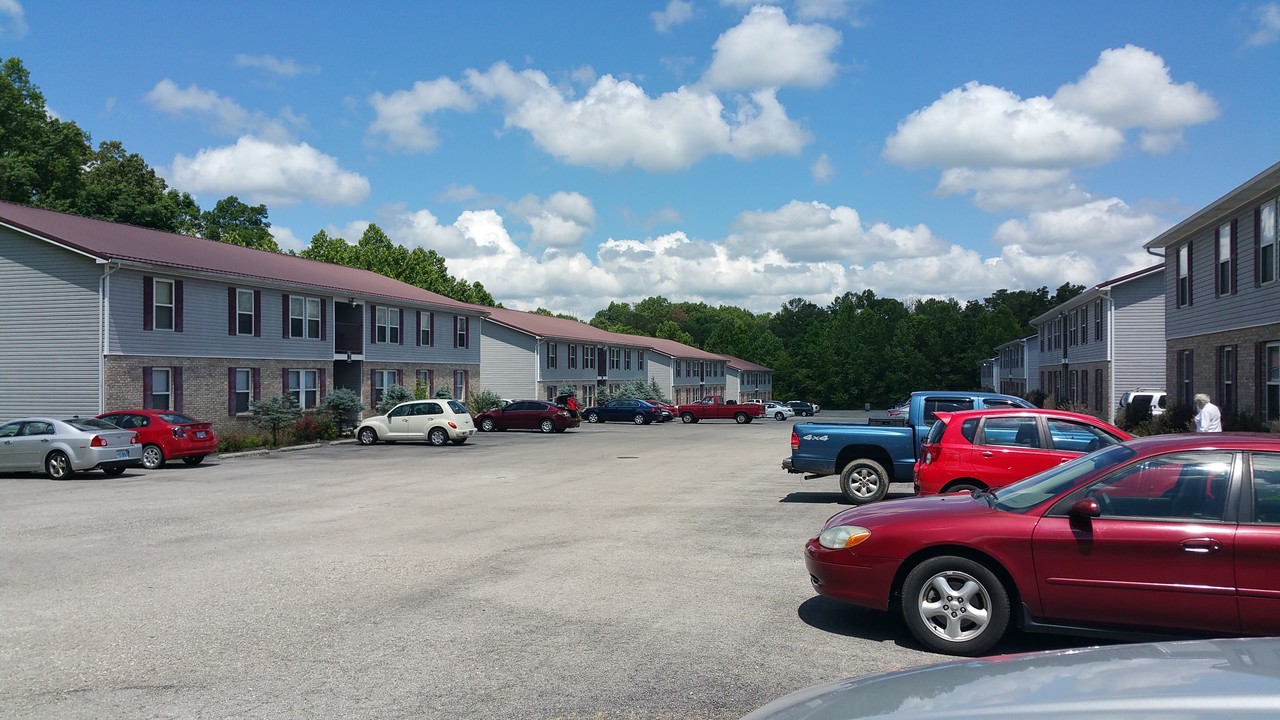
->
[
  {"left": 320, "top": 387, "right": 363, "bottom": 436},
  {"left": 291, "top": 414, "right": 336, "bottom": 443},
  {"left": 249, "top": 394, "right": 303, "bottom": 447},
  {"left": 375, "top": 384, "right": 415, "bottom": 414},
  {"left": 218, "top": 433, "right": 269, "bottom": 453},
  {"left": 467, "top": 388, "right": 503, "bottom": 415}
]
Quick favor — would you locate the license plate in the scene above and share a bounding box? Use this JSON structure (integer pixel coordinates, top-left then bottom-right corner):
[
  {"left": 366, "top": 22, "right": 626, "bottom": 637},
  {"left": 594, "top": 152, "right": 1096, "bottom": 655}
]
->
[
  {"left": 196, "top": 431, "right": 207, "bottom": 438},
  {"left": 116, "top": 450, "right": 129, "bottom": 459}
]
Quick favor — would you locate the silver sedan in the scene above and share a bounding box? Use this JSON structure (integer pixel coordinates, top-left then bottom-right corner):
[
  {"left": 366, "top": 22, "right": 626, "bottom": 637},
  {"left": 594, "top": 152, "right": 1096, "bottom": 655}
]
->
[{"left": 0, "top": 417, "right": 142, "bottom": 479}]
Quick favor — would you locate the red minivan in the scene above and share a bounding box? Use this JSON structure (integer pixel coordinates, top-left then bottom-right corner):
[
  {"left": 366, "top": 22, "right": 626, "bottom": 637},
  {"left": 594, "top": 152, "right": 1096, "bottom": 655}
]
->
[
  {"left": 97, "top": 410, "right": 218, "bottom": 469},
  {"left": 914, "top": 408, "right": 1131, "bottom": 496}
]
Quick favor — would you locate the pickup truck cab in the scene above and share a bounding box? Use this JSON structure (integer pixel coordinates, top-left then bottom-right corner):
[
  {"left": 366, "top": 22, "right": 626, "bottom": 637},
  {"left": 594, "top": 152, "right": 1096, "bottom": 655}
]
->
[
  {"left": 677, "top": 396, "right": 765, "bottom": 424},
  {"left": 782, "top": 390, "right": 1032, "bottom": 504}
]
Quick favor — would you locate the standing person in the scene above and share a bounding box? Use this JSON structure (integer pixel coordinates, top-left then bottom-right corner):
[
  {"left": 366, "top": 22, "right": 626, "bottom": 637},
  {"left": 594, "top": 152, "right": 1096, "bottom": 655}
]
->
[
  {"left": 565, "top": 393, "right": 580, "bottom": 419},
  {"left": 1194, "top": 393, "right": 1222, "bottom": 432}
]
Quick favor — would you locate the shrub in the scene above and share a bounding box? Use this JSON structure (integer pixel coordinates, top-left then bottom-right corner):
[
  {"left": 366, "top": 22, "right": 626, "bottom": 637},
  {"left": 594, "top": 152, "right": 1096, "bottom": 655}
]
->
[
  {"left": 320, "top": 387, "right": 363, "bottom": 435},
  {"left": 375, "top": 384, "right": 416, "bottom": 414},
  {"left": 1222, "top": 406, "right": 1273, "bottom": 432},
  {"left": 597, "top": 379, "right": 670, "bottom": 405},
  {"left": 1023, "top": 389, "right": 1047, "bottom": 409},
  {"left": 249, "top": 394, "right": 304, "bottom": 447},
  {"left": 292, "top": 414, "right": 336, "bottom": 443},
  {"left": 433, "top": 387, "right": 454, "bottom": 399},
  {"left": 467, "top": 388, "right": 504, "bottom": 415},
  {"left": 1126, "top": 403, "right": 1194, "bottom": 437},
  {"left": 217, "top": 433, "right": 269, "bottom": 453}
]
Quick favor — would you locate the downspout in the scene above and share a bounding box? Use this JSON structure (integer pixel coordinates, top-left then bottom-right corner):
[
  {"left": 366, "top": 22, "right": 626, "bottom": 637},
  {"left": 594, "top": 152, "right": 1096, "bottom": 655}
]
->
[
  {"left": 1105, "top": 290, "right": 1116, "bottom": 424},
  {"left": 534, "top": 337, "right": 543, "bottom": 399},
  {"left": 99, "top": 261, "right": 122, "bottom": 412}
]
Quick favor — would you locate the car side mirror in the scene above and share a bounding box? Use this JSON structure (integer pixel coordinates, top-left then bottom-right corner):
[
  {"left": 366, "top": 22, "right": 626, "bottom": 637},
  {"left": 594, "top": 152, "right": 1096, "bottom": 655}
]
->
[{"left": 1070, "top": 497, "right": 1101, "bottom": 518}]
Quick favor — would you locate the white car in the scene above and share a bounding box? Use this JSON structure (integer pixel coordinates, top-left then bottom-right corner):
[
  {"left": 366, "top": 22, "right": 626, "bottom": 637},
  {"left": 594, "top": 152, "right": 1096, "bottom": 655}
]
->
[
  {"left": 357, "top": 399, "right": 477, "bottom": 447},
  {"left": 762, "top": 402, "right": 795, "bottom": 421},
  {"left": 1119, "top": 389, "right": 1167, "bottom": 417}
]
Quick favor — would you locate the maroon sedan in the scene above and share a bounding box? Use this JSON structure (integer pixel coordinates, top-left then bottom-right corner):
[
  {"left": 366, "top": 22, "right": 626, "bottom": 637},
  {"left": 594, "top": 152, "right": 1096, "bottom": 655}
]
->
[
  {"left": 806, "top": 433, "right": 1280, "bottom": 656},
  {"left": 474, "top": 400, "right": 580, "bottom": 433},
  {"left": 914, "top": 408, "right": 1132, "bottom": 496},
  {"left": 97, "top": 410, "right": 218, "bottom": 469}
]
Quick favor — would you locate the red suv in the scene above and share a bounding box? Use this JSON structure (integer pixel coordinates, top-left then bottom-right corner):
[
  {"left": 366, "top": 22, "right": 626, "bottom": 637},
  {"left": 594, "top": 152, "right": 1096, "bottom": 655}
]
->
[
  {"left": 914, "top": 408, "right": 1131, "bottom": 496},
  {"left": 97, "top": 410, "right": 218, "bottom": 469}
]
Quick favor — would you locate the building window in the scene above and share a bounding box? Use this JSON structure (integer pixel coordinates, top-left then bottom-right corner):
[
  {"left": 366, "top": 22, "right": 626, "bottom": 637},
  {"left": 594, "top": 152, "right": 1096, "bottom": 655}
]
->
[
  {"left": 1266, "top": 342, "right": 1280, "bottom": 422},
  {"left": 376, "top": 306, "right": 400, "bottom": 344},
  {"left": 582, "top": 384, "right": 594, "bottom": 406},
  {"left": 232, "top": 368, "right": 253, "bottom": 414},
  {"left": 624, "top": 349, "right": 632, "bottom": 370},
  {"left": 638, "top": 351, "right": 645, "bottom": 371},
  {"left": 1068, "top": 310, "right": 1077, "bottom": 346},
  {"left": 1176, "top": 350, "right": 1194, "bottom": 409},
  {"left": 416, "top": 370, "right": 433, "bottom": 396},
  {"left": 235, "top": 289, "right": 255, "bottom": 335},
  {"left": 547, "top": 342, "right": 558, "bottom": 369},
  {"left": 453, "top": 370, "right": 468, "bottom": 400},
  {"left": 289, "top": 369, "right": 320, "bottom": 409},
  {"left": 291, "top": 296, "right": 321, "bottom": 339},
  {"left": 583, "top": 347, "right": 596, "bottom": 370},
  {"left": 610, "top": 348, "right": 621, "bottom": 370},
  {"left": 153, "top": 279, "right": 175, "bottom": 331},
  {"left": 454, "top": 316, "right": 469, "bottom": 348},
  {"left": 1260, "top": 199, "right": 1277, "bottom": 285},
  {"left": 1218, "top": 345, "right": 1236, "bottom": 416},
  {"left": 1094, "top": 299, "right": 1103, "bottom": 341},
  {"left": 147, "top": 367, "right": 172, "bottom": 410},
  {"left": 419, "top": 311, "right": 434, "bottom": 346},
  {"left": 1177, "top": 243, "right": 1191, "bottom": 307},
  {"left": 675, "top": 361, "right": 682, "bottom": 377},
  {"left": 1216, "top": 222, "right": 1235, "bottom": 297},
  {"left": 569, "top": 344, "right": 578, "bottom": 370},
  {"left": 1079, "top": 306, "right": 1088, "bottom": 345},
  {"left": 372, "top": 369, "right": 399, "bottom": 407}
]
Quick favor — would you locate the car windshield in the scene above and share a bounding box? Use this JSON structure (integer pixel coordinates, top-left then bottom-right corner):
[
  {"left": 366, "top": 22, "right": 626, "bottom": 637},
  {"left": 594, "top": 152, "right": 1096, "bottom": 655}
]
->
[
  {"left": 992, "top": 444, "right": 1136, "bottom": 513},
  {"left": 65, "top": 418, "right": 118, "bottom": 431}
]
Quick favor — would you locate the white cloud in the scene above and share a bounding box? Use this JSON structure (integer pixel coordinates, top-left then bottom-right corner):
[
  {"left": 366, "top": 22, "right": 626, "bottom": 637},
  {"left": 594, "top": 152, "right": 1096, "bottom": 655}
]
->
[
  {"left": 466, "top": 63, "right": 809, "bottom": 171},
  {"left": 991, "top": 198, "right": 1168, "bottom": 257},
  {"left": 511, "top": 192, "right": 597, "bottom": 249},
  {"left": 884, "top": 82, "right": 1123, "bottom": 169},
  {"left": 1246, "top": 2, "right": 1280, "bottom": 46},
  {"left": 701, "top": 5, "right": 841, "bottom": 90},
  {"left": 936, "top": 168, "right": 1088, "bottom": 212},
  {"left": 169, "top": 136, "right": 370, "bottom": 206},
  {"left": 367, "top": 78, "right": 476, "bottom": 152},
  {"left": 146, "top": 80, "right": 296, "bottom": 143},
  {"left": 652, "top": 0, "right": 694, "bottom": 32},
  {"left": 727, "top": 200, "right": 948, "bottom": 263},
  {"left": 233, "top": 53, "right": 318, "bottom": 77},
  {"left": 811, "top": 153, "right": 835, "bottom": 183},
  {"left": 0, "top": 0, "right": 26, "bottom": 38},
  {"left": 269, "top": 226, "right": 308, "bottom": 254}
]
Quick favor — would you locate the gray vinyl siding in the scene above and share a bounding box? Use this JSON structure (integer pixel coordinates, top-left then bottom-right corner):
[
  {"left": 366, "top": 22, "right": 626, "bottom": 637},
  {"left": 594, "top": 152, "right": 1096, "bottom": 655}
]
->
[
  {"left": 647, "top": 355, "right": 675, "bottom": 398},
  {"left": 1112, "top": 273, "right": 1167, "bottom": 401},
  {"left": 1166, "top": 194, "right": 1280, "bottom": 339},
  {"left": 478, "top": 322, "right": 538, "bottom": 399},
  {"left": 366, "top": 307, "right": 482, "bottom": 365},
  {"left": 0, "top": 230, "right": 103, "bottom": 418},
  {"left": 724, "top": 370, "right": 741, "bottom": 399}
]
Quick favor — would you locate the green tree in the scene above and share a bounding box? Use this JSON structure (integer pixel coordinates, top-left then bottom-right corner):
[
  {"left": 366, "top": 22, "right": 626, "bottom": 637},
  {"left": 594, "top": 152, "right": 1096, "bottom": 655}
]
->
[
  {"left": 376, "top": 384, "right": 415, "bottom": 414},
  {"left": 201, "top": 195, "right": 279, "bottom": 252},
  {"left": 0, "top": 57, "right": 92, "bottom": 209},
  {"left": 249, "top": 394, "right": 303, "bottom": 447},
  {"left": 319, "top": 387, "right": 363, "bottom": 436},
  {"left": 75, "top": 140, "right": 201, "bottom": 233}
]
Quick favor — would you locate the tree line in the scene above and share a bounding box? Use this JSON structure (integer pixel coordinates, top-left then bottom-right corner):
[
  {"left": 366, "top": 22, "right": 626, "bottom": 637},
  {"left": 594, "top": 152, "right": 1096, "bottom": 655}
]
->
[{"left": 3, "top": 56, "right": 1084, "bottom": 409}]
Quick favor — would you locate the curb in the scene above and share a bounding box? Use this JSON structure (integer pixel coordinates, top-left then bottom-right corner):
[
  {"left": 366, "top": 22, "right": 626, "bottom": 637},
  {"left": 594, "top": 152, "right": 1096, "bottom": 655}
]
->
[{"left": 217, "top": 438, "right": 356, "bottom": 461}]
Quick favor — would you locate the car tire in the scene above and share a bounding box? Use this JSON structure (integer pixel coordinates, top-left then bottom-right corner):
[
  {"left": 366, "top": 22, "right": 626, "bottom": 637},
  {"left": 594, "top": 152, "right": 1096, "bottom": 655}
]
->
[
  {"left": 182, "top": 455, "right": 205, "bottom": 466},
  {"left": 46, "top": 451, "right": 74, "bottom": 480},
  {"left": 586, "top": 412, "right": 601, "bottom": 423},
  {"left": 901, "top": 555, "right": 1010, "bottom": 656},
  {"left": 357, "top": 427, "right": 378, "bottom": 445},
  {"left": 734, "top": 412, "right": 749, "bottom": 424},
  {"left": 141, "top": 444, "right": 165, "bottom": 470},
  {"left": 451, "top": 438, "right": 468, "bottom": 445},
  {"left": 681, "top": 412, "right": 696, "bottom": 424},
  {"left": 839, "top": 458, "right": 890, "bottom": 504},
  {"left": 775, "top": 412, "right": 786, "bottom": 421},
  {"left": 945, "top": 481, "right": 983, "bottom": 495},
  {"left": 428, "top": 427, "right": 449, "bottom": 446},
  {"left": 102, "top": 466, "right": 127, "bottom": 477},
  {"left": 540, "top": 419, "right": 555, "bottom": 433},
  {"left": 480, "top": 418, "right": 496, "bottom": 432},
  {"left": 633, "top": 414, "right": 647, "bottom": 425}
]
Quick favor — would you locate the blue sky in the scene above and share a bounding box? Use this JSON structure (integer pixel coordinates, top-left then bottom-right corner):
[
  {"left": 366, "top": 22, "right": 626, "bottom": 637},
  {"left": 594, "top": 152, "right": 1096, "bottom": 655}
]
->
[{"left": 4, "top": 0, "right": 1279, "bottom": 315}]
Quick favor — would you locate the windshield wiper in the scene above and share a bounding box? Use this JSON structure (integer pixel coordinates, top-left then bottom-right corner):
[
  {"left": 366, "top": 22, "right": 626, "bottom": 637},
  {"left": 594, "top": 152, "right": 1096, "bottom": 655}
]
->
[{"left": 972, "top": 487, "right": 997, "bottom": 507}]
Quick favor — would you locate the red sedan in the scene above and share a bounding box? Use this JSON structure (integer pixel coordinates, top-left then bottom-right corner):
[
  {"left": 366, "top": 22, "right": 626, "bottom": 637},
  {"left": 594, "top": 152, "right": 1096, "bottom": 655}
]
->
[
  {"left": 97, "top": 410, "right": 218, "bottom": 469},
  {"left": 806, "top": 433, "right": 1280, "bottom": 655},
  {"left": 474, "top": 400, "right": 580, "bottom": 433},
  {"left": 914, "top": 408, "right": 1131, "bottom": 496}
]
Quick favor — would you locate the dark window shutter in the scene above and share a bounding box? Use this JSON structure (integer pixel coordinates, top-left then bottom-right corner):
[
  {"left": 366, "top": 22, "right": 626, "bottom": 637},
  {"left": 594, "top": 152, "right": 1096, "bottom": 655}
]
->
[
  {"left": 142, "top": 366, "right": 153, "bottom": 408},
  {"left": 398, "top": 309, "right": 404, "bottom": 345},
  {"left": 254, "top": 291, "right": 262, "bottom": 336},
  {"left": 174, "top": 367, "right": 184, "bottom": 412},
  {"left": 453, "top": 316, "right": 458, "bottom": 348},
  {"left": 143, "top": 276, "right": 154, "bottom": 331},
  {"left": 429, "top": 312, "right": 435, "bottom": 346},
  {"left": 1188, "top": 243, "right": 1193, "bottom": 306},
  {"left": 1258, "top": 342, "right": 1266, "bottom": 422},
  {"left": 252, "top": 368, "right": 261, "bottom": 402},
  {"left": 282, "top": 368, "right": 289, "bottom": 394},
  {"left": 319, "top": 368, "right": 327, "bottom": 401},
  {"left": 174, "top": 280, "right": 184, "bottom": 332},
  {"left": 416, "top": 311, "right": 422, "bottom": 347},
  {"left": 370, "top": 370, "right": 377, "bottom": 406},
  {"left": 282, "top": 293, "right": 291, "bottom": 339},
  {"left": 1256, "top": 208, "right": 1263, "bottom": 288},
  {"left": 321, "top": 299, "right": 328, "bottom": 341},
  {"left": 1215, "top": 233, "right": 1222, "bottom": 296},
  {"left": 397, "top": 369, "right": 404, "bottom": 386},
  {"left": 370, "top": 304, "right": 377, "bottom": 344},
  {"left": 228, "top": 368, "right": 237, "bottom": 416},
  {"left": 228, "top": 288, "right": 237, "bottom": 335},
  {"left": 1230, "top": 219, "right": 1238, "bottom": 294}
]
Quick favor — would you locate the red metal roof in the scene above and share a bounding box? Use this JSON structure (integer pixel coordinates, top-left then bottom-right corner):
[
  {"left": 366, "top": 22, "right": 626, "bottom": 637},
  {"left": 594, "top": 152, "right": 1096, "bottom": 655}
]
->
[{"left": 0, "top": 201, "right": 484, "bottom": 314}]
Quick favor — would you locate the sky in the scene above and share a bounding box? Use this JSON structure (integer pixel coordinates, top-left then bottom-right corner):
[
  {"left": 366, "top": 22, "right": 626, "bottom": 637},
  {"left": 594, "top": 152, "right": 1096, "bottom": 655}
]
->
[{"left": 4, "top": 0, "right": 1279, "bottom": 317}]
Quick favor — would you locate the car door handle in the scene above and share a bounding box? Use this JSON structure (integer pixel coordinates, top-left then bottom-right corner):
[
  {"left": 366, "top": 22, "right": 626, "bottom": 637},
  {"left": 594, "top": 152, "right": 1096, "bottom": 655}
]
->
[
  {"left": 1181, "top": 538, "right": 1222, "bottom": 554},
  {"left": 980, "top": 451, "right": 993, "bottom": 458}
]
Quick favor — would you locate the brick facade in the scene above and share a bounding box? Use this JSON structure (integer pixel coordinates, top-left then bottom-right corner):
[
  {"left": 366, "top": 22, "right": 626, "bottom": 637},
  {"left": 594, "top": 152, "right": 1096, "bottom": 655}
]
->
[{"left": 1165, "top": 323, "right": 1280, "bottom": 420}]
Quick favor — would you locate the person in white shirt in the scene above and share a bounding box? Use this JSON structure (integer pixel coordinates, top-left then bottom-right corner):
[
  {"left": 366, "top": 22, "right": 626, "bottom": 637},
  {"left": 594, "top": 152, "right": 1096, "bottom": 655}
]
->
[{"left": 1194, "top": 393, "right": 1222, "bottom": 432}]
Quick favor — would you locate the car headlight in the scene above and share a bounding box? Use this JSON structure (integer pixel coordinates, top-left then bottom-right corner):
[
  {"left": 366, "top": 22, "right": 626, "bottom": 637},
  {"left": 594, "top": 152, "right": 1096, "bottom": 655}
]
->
[{"left": 818, "top": 525, "right": 871, "bottom": 549}]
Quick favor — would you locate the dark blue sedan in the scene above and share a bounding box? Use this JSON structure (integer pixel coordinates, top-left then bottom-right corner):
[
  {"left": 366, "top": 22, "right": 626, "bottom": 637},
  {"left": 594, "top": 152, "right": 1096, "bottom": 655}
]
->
[{"left": 582, "top": 399, "right": 664, "bottom": 425}]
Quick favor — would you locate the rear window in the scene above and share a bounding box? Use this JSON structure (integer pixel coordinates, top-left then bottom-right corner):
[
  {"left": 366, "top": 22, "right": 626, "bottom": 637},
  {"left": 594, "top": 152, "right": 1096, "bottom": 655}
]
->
[
  {"left": 925, "top": 419, "right": 948, "bottom": 444},
  {"left": 447, "top": 400, "right": 469, "bottom": 414},
  {"left": 960, "top": 418, "right": 979, "bottom": 443},
  {"left": 922, "top": 398, "right": 974, "bottom": 424},
  {"left": 66, "top": 418, "right": 118, "bottom": 431},
  {"left": 157, "top": 413, "right": 198, "bottom": 424}
]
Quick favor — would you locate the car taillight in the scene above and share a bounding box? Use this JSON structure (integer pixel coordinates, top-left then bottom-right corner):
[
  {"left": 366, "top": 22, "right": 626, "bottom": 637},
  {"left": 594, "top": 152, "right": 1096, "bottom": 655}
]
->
[
  {"left": 90, "top": 435, "right": 108, "bottom": 447},
  {"left": 172, "top": 426, "right": 187, "bottom": 439},
  {"left": 791, "top": 430, "right": 800, "bottom": 451},
  {"left": 922, "top": 444, "right": 940, "bottom": 465},
  {"left": 131, "top": 433, "right": 140, "bottom": 445},
  {"left": 448, "top": 422, "right": 458, "bottom": 429}
]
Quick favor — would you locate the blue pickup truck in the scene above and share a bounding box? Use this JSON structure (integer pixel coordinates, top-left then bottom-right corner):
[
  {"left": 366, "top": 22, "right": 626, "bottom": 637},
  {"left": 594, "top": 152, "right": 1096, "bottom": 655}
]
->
[{"left": 781, "top": 390, "right": 1033, "bottom": 504}]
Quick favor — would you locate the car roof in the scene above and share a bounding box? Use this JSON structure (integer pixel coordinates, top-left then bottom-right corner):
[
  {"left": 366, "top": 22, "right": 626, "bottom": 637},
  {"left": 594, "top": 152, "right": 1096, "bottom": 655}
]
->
[
  {"left": 1120, "top": 432, "right": 1280, "bottom": 452},
  {"left": 936, "top": 408, "right": 1119, "bottom": 425}
]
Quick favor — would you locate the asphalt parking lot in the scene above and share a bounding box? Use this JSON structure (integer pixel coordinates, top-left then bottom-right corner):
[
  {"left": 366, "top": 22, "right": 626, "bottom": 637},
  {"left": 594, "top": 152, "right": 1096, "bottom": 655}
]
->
[{"left": 1, "top": 412, "right": 1088, "bottom": 719}]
